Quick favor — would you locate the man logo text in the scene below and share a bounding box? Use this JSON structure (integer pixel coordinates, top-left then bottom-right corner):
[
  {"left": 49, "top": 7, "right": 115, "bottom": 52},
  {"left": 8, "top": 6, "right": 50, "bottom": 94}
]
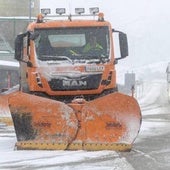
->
[{"left": 63, "top": 80, "right": 87, "bottom": 87}]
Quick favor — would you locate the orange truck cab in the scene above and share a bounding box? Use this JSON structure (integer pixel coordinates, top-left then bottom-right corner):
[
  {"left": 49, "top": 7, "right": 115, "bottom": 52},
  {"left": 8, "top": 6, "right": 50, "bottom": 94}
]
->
[{"left": 15, "top": 8, "right": 128, "bottom": 102}]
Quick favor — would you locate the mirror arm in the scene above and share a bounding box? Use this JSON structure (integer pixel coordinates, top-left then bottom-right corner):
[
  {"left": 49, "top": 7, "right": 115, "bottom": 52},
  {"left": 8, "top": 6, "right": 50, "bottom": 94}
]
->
[{"left": 112, "top": 29, "right": 123, "bottom": 34}]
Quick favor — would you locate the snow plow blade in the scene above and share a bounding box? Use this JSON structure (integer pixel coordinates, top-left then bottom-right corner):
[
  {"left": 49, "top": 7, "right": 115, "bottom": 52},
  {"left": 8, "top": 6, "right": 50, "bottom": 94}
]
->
[
  {"left": 0, "top": 95, "right": 12, "bottom": 126},
  {"left": 8, "top": 91, "right": 141, "bottom": 151},
  {"left": 0, "top": 86, "right": 19, "bottom": 126}
]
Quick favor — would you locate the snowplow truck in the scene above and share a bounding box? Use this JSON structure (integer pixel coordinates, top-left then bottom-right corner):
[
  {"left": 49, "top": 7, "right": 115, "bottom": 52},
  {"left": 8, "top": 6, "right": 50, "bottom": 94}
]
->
[{"left": 2, "top": 8, "right": 142, "bottom": 151}]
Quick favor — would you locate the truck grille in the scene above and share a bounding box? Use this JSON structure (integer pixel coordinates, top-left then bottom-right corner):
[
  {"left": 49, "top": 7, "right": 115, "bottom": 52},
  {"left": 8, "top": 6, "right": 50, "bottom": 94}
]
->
[{"left": 48, "top": 74, "right": 102, "bottom": 91}]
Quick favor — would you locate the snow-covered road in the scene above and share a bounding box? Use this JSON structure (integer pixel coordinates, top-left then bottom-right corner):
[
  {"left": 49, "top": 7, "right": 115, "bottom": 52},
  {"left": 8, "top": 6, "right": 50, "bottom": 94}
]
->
[{"left": 0, "top": 131, "right": 134, "bottom": 170}]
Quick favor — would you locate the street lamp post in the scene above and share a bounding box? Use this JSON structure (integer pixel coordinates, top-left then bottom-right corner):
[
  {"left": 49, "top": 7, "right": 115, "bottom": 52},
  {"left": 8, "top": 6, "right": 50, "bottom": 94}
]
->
[
  {"left": 29, "top": 0, "right": 31, "bottom": 22},
  {"left": 29, "top": 0, "right": 34, "bottom": 22}
]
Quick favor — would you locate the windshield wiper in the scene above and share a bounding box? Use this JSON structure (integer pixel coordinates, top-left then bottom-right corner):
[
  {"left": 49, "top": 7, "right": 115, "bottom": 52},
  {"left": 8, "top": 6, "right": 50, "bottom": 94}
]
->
[
  {"left": 56, "top": 56, "right": 73, "bottom": 63},
  {"left": 39, "top": 55, "right": 73, "bottom": 63},
  {"left": 84, "top": 55, "right": 109, "bottom": 64},
  {"left": 70, "top": 54, "right": 109, "bottom": 64}
]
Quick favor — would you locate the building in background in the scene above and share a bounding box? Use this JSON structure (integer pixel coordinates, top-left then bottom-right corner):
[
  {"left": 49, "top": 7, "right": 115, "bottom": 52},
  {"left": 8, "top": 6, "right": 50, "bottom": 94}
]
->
[
  {"left": 124, "top": 72, "right": 136, "bottom": 91},
  {"left": 0, "top": 0, "right": 40, "bottom": 91},
  {"left": 0, "top": 0, "right": 40, "bottom": 48},
  {"left": 0, "top": 0, "right": 40, "bottom": 17},
  {"left": 118, "top": 72, "right": 136, "bottom": 96}
]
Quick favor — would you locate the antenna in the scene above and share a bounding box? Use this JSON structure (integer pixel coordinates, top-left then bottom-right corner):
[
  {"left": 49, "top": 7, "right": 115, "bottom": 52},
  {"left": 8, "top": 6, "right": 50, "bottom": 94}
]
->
[{"left": 68, "top": 1, "right": 71, "bottom": 14}]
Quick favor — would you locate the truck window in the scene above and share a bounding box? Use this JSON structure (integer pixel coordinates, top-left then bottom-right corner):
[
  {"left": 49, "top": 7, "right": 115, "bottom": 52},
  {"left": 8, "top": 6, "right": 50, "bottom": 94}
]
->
[
  {"left": 34, "top": 26, "right": 110, "bottom": 63},
  {"left": 48, "top": 34, "right": 86, "bottom": 47}
]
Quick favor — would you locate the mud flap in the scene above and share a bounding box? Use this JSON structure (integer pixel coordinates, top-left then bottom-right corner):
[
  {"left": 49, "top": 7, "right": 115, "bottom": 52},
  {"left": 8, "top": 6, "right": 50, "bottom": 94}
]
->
[{"left": 8, "top": 92, "right": 78, "bottom": 150}]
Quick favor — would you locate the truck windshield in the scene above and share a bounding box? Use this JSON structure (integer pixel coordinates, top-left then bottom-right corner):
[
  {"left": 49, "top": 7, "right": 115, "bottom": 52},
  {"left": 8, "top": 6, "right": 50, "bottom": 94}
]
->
[{"left": 34, "top": 27, "right": 110, "bottom": 63}]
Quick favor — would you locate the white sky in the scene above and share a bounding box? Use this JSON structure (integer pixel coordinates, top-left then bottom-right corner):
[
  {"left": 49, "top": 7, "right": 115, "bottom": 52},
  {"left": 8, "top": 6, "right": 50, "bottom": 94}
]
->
[{"left": 40, "top": 0, "right": 170, "bottom": 24}]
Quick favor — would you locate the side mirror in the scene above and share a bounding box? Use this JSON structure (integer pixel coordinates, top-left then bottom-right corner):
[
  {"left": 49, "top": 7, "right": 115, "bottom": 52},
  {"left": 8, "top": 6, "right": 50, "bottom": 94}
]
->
[
  {"left": 14, "top": 33, "right": 27, "bottom": 61},
  {"left": 30, "top": 31, "right": 39, "bottom": 40},
  {"left": 119, "top": 32, "right": 128, "bottom": 58},
  {"left": 112, "top": 29, "right": 129, "bottom": 61}
]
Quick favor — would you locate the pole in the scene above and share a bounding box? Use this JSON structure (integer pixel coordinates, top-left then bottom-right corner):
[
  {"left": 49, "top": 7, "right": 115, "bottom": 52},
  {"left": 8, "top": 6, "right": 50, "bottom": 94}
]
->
[{"left": 29, "top": 0, "right": 31, "bottom": 22}]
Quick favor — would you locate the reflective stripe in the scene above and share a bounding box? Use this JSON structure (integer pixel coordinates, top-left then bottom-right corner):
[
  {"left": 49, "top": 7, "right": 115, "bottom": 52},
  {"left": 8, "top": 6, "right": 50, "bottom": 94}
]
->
[
  {"left": 83, "top": 43, "right": 103, "bottom": 52},
  {"left": 70, "top": 49, "right": 77, "bottom": 55}
]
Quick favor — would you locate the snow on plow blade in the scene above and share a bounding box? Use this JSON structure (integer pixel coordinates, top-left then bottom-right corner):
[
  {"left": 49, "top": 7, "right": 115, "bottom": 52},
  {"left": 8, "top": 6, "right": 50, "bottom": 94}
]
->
[
  {"left": 0, "top": 87, "right": 19, "bottom": 126},
  {"left": 0, "top": 95, "right": 12, "bottom": 126},
  {"left": 8, "top": 92, "right": 141, "bottom": 151}
]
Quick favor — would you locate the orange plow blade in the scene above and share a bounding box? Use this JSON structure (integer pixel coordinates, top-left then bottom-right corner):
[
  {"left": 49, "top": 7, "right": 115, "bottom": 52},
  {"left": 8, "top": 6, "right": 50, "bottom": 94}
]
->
[
  {"left": 80, "top": 92, "right": 141, "bottom": 151},
  {"left": 0, "top": 94, "right": 14, "bottom": 126},
  {"left": 0, "top": 86, "right": 19, "bottom": 126},
  {"left": 8, "top": 92, "right": 141, "bottom": 151}
]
